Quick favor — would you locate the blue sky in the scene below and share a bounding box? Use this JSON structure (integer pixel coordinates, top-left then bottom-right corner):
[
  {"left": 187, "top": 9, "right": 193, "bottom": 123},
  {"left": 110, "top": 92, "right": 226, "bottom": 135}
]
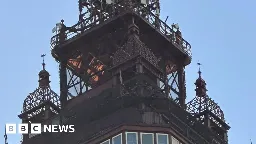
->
[{"left": 0, "top": 0, "right": 255, "bottom": 144}]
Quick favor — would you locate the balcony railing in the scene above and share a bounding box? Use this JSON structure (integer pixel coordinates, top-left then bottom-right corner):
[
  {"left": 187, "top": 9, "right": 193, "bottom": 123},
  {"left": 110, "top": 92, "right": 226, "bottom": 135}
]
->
[{"left": 50, "top": 2, "right": 191, "bottom": 58}]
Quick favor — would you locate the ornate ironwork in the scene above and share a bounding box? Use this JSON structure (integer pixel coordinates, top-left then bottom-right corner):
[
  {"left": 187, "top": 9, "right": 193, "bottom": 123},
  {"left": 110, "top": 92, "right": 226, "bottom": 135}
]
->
[
  {"left": 167, "top": 70, "right": 179, "bottom": 100},
  {"left": 118, "top": 74, "right": 164, "bottom": 98},
  {"left": 112, "top": 24, "right": 160, "bottom": 67},
  {"left": 22, "top": 56, "right": 61, "bottom": 118},
  {"left": 147, "top": 100, "right": 226, "bottom": 144},
  {"left": 15, "top": 1, "right": 233, "bottom": 144},
  {"left": 77, "top": 0, "right": 160, "bottom": 28},
  {"left": 113, "top": 36, "right": 184, "bottom": 106},
  {"left": 50, "top": 0, "right": 191, "bottom": 58},
  {"left": 120, "top": 81, "right": 160, "bottom": 98},
  {"left": 186, "top": 95, "right": 225, "bottom": 122},
  {"left": 50, "top": 0, "right": 191, "bottom": 108},
  {"left": 23, "top": 86, "right": 60, "bottom": 118},
  {"left": 112, "top": 48, "right": 130, "bottom": 67},
  {"left": 187, "top": 65, "right": 226, "bottom": 126},
  {"left": 66, "top": 68, "right": 89, "bottom": 97}
]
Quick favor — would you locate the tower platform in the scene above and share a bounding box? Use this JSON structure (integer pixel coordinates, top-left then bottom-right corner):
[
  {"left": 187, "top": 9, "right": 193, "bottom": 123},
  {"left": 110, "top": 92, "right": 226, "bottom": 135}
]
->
[{"left": 51, "top": 11, "right": 191, "bottom": 67}]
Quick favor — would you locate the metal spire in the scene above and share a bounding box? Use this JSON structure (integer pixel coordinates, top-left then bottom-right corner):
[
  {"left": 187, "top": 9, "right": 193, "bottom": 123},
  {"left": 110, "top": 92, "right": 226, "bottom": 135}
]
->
[
  {"left": 197, "top": 62, "right": 202, "bottom": 78},
  {"left": 4, "top": 125, "right": 8, "bottom": 144},
  {"left": 41, "top": 54, "right": 46, "bottom": 70}
]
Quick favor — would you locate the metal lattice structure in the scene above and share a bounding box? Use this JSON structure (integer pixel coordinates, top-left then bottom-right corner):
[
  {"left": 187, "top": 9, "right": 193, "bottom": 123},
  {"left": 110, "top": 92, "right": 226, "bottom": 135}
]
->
[
  {"left": 78, "top": 0, "right": 161, "bottom": 22},
  {"left": 49, "top": 0, "right": 191, "bottom": 108},
  {"left": 112, "top": 24, "right": 160, "bottom": 67},
  {"left": 111, "top": 21, "right": 184, "bottom": 104},
  {"left": 23, "top": 86, "right": 61, "bottom": 118},
  {"left": 187, "top": 94, "right": 225, "bottom": 122},
  {"left": 18, "top": 56, "right": 63, "bottom": 142},
  {"left": 19, "top": 56, "right": 61, "bottom": 122},
  {"left": 50, "top": 0, "right": 191, "bottom": 57},
  {"left": 186, "top": 66, "right": 230, "bottom": 141},
  {"left": 17, "top": 0, "right": 230, "bottom": 144},
  {"left": 76, "top": 0, "right": 161, "bottom": 35},
  {"left": 167, "top": 69, "right": 181, "bottom": 101}
]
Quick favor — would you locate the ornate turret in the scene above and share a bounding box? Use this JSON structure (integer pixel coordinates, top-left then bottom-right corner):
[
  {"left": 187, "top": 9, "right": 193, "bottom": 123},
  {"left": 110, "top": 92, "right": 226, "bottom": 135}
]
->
[
  {"left": 18, "top": 54, "right": 60, "bottom": 141},
  {"left": 194, "top": 62, "right": 207, "bottom": 97},
  {"left": 38, "top": 54, "right": 51, "bottom": 87},
  {"left": 187, "top": 63, "right": 230, "bottom": 143}
]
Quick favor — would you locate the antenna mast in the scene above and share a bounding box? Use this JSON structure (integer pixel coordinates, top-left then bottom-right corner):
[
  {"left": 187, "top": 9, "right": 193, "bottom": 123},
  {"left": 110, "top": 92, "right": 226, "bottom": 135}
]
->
[{"left": 4, "top": 126, "right": 8, "bottom": 144}]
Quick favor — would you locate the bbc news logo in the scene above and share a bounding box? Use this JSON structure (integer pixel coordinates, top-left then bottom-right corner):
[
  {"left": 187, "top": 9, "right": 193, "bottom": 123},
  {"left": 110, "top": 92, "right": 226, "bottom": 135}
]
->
[{"left": 5, "top": 123, "right": 75, "bottom": 134}]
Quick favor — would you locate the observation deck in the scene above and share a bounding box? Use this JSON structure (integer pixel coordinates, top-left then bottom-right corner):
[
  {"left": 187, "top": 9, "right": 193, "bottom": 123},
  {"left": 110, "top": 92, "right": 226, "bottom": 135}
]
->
[{"left": 50, "top": 3, "right": 192, "bottom": 66}]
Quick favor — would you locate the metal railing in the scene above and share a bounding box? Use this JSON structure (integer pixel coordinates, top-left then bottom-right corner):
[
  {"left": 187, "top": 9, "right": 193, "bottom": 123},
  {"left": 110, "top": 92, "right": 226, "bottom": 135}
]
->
[{"left": 50, "top": 2, "right": 191, "bottom": 58}]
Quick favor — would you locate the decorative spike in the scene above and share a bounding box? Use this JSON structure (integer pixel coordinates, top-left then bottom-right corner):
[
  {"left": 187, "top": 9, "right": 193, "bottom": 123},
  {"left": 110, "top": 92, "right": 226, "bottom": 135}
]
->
[
  {"left": 197, "top": 62, "right": 202, "bottom": 77},
  {"left": 41, "top": 54, "right": 46, "bottom": 70}
]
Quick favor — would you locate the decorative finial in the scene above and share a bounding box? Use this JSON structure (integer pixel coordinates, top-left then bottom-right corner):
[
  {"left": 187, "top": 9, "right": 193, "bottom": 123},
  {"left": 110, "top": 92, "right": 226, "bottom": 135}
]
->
[
  {"left": 250, "top": 139, "right": 252, "bottom": 144},
  {"left": 41, "top": 54, "right": 46, "bottom": 70},
  {"left": 197, "top": 62, "right": 202, "bottom": 77}
]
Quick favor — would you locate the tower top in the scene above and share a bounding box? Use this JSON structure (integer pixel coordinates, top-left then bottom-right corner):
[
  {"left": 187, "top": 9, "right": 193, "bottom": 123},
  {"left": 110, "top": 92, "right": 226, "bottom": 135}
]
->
[
  {"left": 77, "top": 0, "right": 161, "bottom": 22},
  {"left": 39, "top": 54, "right": 49, "bottom": 75},
  {"left": 19, "top": 54, "right": 60, "bottom": 122},
  {"left": 187, "top": 63, "right": 230, "bottom": 142},
  {"left": 195, "top": 62, "right": 206, "bottom": 92}
]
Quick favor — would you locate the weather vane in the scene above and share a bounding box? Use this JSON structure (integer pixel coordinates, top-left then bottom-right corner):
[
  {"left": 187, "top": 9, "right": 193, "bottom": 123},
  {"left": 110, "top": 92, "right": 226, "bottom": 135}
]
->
[
  {"left": 41, "top": 54, "right": 46, "bottom": 70},
  {"left": 197, "top": 61, "right": 202, "bottom": 66},
  {"left": 197, "top": 61, "right": 202, "bottom": 76}
]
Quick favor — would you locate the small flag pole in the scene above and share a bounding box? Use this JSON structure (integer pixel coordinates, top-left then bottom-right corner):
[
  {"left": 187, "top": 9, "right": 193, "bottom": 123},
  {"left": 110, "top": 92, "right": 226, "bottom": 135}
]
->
[{"left": 4, "top": 125, "right": 8, "bottom": 144}]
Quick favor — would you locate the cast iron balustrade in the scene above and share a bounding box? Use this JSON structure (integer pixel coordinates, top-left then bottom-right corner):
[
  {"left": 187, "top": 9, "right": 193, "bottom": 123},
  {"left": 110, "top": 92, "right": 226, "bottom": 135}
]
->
[{"left": 50, "top": 0, "right": 191, "bottom": 58}]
